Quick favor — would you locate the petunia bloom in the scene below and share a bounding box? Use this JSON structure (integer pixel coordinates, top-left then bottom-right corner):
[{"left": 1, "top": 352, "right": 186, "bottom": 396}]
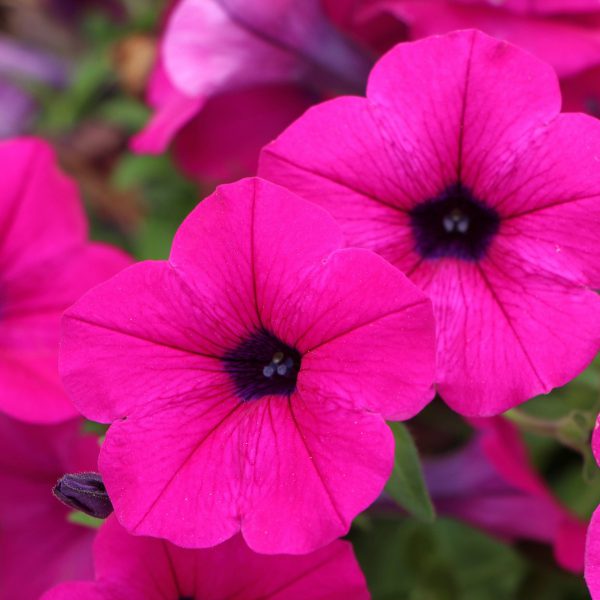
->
[
  {"left": 60, "top": 177, "right": 436, "bottom": 553},
  {"left": 360, "top": 0, "right": 600, "bottom": 113},
  {"left": 0, "top": 138, "right": 131, "bottom": 423},
  {"left": 132, "top": 0, "right": 373, "bottom": 182},
  {"left": 424, "top": 417, "right": 587, "bottom": 573},
  {"left": 585, "top": 418, "right": 600, "bottom": 598},
  {"left": 260, "top": 30, "right": 600, "bottom": 416},
  {"left": 42, "top": 515, "right": 370, "bottom": 599},
  {"left": 0, "top": 414, "right": 98, "bottom": 600}
]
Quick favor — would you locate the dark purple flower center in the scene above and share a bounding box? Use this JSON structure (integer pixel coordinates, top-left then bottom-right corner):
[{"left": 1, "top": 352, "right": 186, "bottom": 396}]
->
[
  {"left": 222, "top": 329, "right": 301, "bottom": 402},
  {"left": 409, "top": 183, "right": 500, "bottom": 261}
]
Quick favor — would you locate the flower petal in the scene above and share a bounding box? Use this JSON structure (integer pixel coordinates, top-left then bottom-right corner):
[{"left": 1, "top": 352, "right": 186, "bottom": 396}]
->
[
  {"left": 61, "top": 261, "right": 231, "bottom": 423},
  {"left": 0, "top": 416, "right": 97, "bottom": 598},
  {"left": 170, "top": 178, "right": 343, "bottom": 338},
  {"left": 173, "top": 85, "right": 314, "bottom": 182},
  {"left": 99, "top": 392, "right": 244, "bottom": 548},
  {"left": 410, "top": 246, "right": 600, "bottom": 415},
  {"left": 101, "top": 388, "right": 392, "bottom": 555},
  {"left": 43, "top": 516, "right": 369, "bottom": 600},
  {"left": 0, "top": 139, "right": 86, "bottom": 281},
  {"left": 163, "top": 0, "right": 300, "bottom": 98},
  {"left": 294, "top": 248, "right": 435, "bottom": 419},
  {"left": 587, "top": 506, "right": 600, "bottom": 598},
  {"left": 373, "top": 1, "right": 600, "bottom": 76},
  {"left": 241, "top": 392, "right": 394, "bottom": 554},
  {"left": 486, "top": 113, "right": 600, "bottom": 287},
  {"left": 130, "top": 57, "right": 204, "bottom": 154}
]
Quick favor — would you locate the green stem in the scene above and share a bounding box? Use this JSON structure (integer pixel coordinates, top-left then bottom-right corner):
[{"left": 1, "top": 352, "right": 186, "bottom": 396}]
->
[{"left": 504, "top": 408, "right": 563, "bottom": 438}]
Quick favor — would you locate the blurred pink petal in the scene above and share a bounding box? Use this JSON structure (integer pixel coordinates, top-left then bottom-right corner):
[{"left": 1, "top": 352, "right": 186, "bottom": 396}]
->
[
  {"left": 456, "top": 0, "right": 600, "bottom": 14},
  {"left": 585, "top": 419, "right": 600, "bottom": 597},
  {"left": 130, "top": 56, "right": 204, "bottom": 154},
  {"left": 0, "top": 138, "right": 131, "bottom": 423},
  {"left": 425, "top": 417, "right": 586, "bottom": 572},
  {"left": 163, "top": 0, "right": 370, "bottom": 98},
  {"left": 133, "top": 0, "right": 372, "bottom": 180},
  {"left": 364, "top": 0, "right": 600, "bottom": 77},
  {"left": 173, "top": 85, "right": 315, "bottom": 182},
  {"left": 42, "top": 516, "right": 370, "bottom": 599},
  {"left": 0, "top": 414, "right": 98, "bottom": 599}
]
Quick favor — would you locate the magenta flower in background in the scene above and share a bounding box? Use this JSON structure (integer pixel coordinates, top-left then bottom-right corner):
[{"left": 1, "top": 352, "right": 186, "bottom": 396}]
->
[
  {"left": 0, "top": 138, "right": 130, "bottom": 424},
  {"left": 169, "top": 83, "right": 318, "bottom": 183},
  {"left": 132, "top": 0, "right": 373, "bottom": 182},
  {"left": 260, "top": 30, "right": 600, "bottom": 416},
  {"left": 60, "top": 177, "right": 436, "bottom": 554},
  {"left": 365, "top": 0, "right": 600, "bottom": 77},
  {"left": 133, "top": 0, "right": 600, "bottom": 182},
  {"left": 585, "top": 419, "right": 600, "bottom": 598},
  {"left": 424, "top": 417, "right": 586, "bottom": 573},
  {"left": 42, "top": 515, "right": 370, "bottom": 599},
  {"left": 0, "top": 414, "right": 98, "bottom": 599},
  {"left": 361, "top": 0, "right": 600, "bottom": 113}
]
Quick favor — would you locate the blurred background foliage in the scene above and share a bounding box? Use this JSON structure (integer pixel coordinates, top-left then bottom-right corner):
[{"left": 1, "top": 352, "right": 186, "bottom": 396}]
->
[{"left": 7, "top": 0, "right": 600, "bottom": 597}]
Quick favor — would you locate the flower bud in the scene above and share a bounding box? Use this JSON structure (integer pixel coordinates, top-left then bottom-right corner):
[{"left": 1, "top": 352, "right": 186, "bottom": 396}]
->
[{"left": 53, "top": 472, "right": 113, "bottom": 519}]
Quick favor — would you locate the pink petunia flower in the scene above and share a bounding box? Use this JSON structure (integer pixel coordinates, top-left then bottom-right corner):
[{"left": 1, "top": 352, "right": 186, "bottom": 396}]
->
[
  {"left": 322, "top": 0, "right": 410, "bottom": 54},
  {"left": 60, "top": 177, "right": 436, "bottom": 553},
  {"left": 0, "top": 138, "right": 131, "bottom": 423},
  {"left": 259, "top": 30, "right": 600, "bottom": 416},
  {"left": 585, "top": 419, "right": 600, "bottom": 598},
  {"left": 132, "top": 0, "right": 373, "bottom": 183},
  {"left": 0, "top": 413, "right": 98, "bottom": 599},
  {"left": 449, "top": 0, "right": 600, "bottom": 12},
  {"left": 170, "top": 84, "right": 318, "bottom": 183},
  {"left": 360, "top": 0, "right": 600, "bottom": 113},
  {"left": 424, "top": 417, "right": 587, "bottom": 572},
  {"left": 363, "top": 0, "right": 600, "bottom": 77},
  {"left": 42, "top": 515, "right": 370, "bottom": 599}
]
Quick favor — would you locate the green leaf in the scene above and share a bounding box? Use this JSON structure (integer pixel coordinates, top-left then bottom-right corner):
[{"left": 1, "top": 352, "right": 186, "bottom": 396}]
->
[
  {"left": 556, "top": 409, "right": 596, "bottom": 453},
  {"left": 97, "top": 97, "right": 150, "bottom": 131},
  {"left": 384, "top": 422, "right": 436, "bottom": 523},
  {"left": 351, "top": 517, "right": 527, "bottom": 600},
  {"left": 434, "top": 520, "right": 525, "bottom": 600},
  {"left": 133, "top": 215, "right": 180, "bottom": 261},
  {"left": 67, "top": 511, "right": 104, "bottom": 529},
  {"left": 82, "top": 420, "right": 109, "bottom": 437}
]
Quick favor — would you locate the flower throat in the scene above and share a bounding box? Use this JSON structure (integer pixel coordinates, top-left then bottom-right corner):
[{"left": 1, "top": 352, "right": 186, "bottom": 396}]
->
[
  {"left": 222, "top": 328, "right": 301, "bottom": 402},
  {"left": 409, "top": 183, "right": 500, "bottom": 261}
]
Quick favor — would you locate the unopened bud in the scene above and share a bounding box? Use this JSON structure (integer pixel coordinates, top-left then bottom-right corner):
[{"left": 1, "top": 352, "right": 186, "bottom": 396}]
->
[{"left": 53, "top": 472, "right": 113, "bottom": 519}]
